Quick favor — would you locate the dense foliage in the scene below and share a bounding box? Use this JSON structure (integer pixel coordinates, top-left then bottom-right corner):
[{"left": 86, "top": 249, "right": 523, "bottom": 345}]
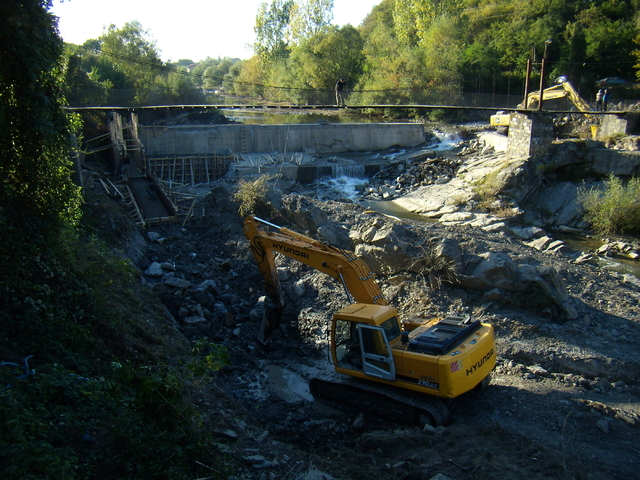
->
[
  {"left": 1, "top": 3, "right": 231, "bottom": 478},
  {"left": 579, "top": 175, "right": 640, "bottom": 235},
  {"left": 58, "top": 0, "right": 640, "bottom": 109},
  {"left": 64, "top": 22, "right": 214, "bottom": 106},
  {"left": 232, "top": 0, "right": 640, "bottom": 107}
]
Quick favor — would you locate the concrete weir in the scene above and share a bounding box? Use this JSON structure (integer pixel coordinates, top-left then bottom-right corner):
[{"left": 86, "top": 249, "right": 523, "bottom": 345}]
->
[
  {"left": 139, "top": 122, "right": 426, "bottom": 157},
  {"left": 139, "top": 122, "right": 426, "bottom": 184}
]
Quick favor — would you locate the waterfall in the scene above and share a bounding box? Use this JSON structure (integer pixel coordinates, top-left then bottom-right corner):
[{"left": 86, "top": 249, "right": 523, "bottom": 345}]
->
[
  {"left": 330, "top": 164, "right": 366, "bottom": 178},
  {"left": 432, "top": 130, "right": 463, "bottom": 151}
]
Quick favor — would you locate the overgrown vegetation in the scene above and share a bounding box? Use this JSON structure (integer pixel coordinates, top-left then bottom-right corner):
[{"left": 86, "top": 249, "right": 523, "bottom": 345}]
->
[
  {"left": 578, "top": 175, "right": 640, "bottom": 235},
  {"left": 1, "top": 4, "right": 233, "bottom": 478},
  {"left": 472, "top": 169, "right": 505, "bottom": 211},
  {"left": 240, "top": 0, "right": 640, "bottom": 106},
  {"left": 60, "top": 0, "right": 640, "bottom": 109},
  {"left": 233, "top": 175, "right": 272, "bottom": 216}
]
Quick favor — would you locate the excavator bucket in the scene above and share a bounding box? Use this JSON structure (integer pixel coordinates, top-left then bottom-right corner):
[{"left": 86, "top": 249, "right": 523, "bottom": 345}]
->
[{"left": 257, "top": 297, "right": 283, "bottom": 345}]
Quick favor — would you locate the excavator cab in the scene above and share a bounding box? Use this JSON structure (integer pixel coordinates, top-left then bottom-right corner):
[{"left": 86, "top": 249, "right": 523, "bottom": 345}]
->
[
  {"left": 333, "top": 307, "right": 401, "bottom": 381},
  {"left": 331, "top": 303, "right": 402, "bottom": 382}
]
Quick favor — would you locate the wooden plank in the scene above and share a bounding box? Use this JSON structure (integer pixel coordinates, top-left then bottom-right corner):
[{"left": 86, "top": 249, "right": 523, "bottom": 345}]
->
[
  {"left": 107, "top": 179, "right": 126, "bottom": 200},
  {"left": 98, "top": 177, "right": 110, "bottom": 194},
  {"left": 126, "top": 185, "right": 146, "bottom": 226},
  {"left": 181, "top": 198, "right": 198, "bottom": 229}
]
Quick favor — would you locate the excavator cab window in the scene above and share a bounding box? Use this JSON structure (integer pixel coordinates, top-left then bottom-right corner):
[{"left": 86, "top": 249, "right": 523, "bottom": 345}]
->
[
  {"left": 358, "top": 324, "right": 396, "bottom": 381},
  {"left": 334, "top": 320, "right": 363, "bottom": 370},
  {"left": 380, "top": 316, "right": 401, "bottom": 343}
]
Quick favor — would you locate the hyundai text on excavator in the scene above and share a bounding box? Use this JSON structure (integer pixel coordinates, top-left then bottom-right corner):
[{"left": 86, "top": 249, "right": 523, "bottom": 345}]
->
[{"left": 243, "top": 215, "right": 496, "bottom": 425}]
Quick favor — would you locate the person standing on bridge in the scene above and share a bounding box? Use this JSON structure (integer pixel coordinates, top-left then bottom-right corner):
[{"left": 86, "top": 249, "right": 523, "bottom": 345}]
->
[
  {"left": 602, "top": 89, "right": 609, "bottom": 112},
  {"left": 335, "top": 78, "right": 348, "bottom": 107},
  {"left": 596, "top": 89, "right": 604, "bottom": 111}
]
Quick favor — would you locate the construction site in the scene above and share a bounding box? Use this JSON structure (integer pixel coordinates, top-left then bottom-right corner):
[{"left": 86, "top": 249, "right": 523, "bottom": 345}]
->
[
  {"left": 76, "top": 88, "right": 639, "bottom": 232},
  {"left": 68, "top": 99, "right": 640, "bottom": 480}
]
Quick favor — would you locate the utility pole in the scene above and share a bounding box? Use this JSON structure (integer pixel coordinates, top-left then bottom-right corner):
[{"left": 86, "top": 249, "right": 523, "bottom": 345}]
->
[
  {"left": 523, "top": 43, "right": 534, "bottom": 107},
  {"left": 538, "top": 39, "right": 553, "bottom": 111}
]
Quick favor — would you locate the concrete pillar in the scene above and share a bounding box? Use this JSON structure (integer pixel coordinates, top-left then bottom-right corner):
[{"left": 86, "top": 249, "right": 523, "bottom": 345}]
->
[
  {"left": 506, "top": 112, "right": 553, "bottom": 159},
  {"left": 598, "top": 113, "right": 640, "bottom": 140}
]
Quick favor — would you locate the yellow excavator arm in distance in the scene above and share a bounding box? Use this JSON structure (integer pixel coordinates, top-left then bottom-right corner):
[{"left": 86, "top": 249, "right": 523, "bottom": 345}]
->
[{"left": 521, "top": 76, "right": 592, "bottom": 117}]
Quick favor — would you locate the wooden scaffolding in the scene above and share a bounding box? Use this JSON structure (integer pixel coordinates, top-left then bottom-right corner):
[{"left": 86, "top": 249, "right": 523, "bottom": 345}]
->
[{"left": 145, "top": 153, "right": 234, "bottom": 186}]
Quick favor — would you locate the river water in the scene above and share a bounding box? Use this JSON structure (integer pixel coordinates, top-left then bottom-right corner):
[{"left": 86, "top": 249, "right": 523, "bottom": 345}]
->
[{"left": 230, "top": 111, "right": 640, "bottom": 279}]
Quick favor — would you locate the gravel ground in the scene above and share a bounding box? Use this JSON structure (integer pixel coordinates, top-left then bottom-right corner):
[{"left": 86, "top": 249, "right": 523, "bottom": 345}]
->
[{"left": 138, "top": 176, "right": 640, "bottom": 479}]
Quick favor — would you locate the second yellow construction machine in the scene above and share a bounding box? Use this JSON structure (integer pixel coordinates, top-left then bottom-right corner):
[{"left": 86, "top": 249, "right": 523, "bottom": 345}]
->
[
  {"left": 243, "top": 215, "right": 496, "bottom": 425},
  {"left": 490, "top": 75, "right": 592, "bottom": 127}
]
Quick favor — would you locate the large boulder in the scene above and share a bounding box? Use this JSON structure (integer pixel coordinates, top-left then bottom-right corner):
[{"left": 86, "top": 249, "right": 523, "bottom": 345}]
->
[
  {"left": 277, "top": 195, "right": 351, "bottom": 248},
  {"left": 461, "top": 251, "right": 570, "bottom": 313},
  {"left": 523, "top": 181, "right": 585, "bottom": 227},
  {"left": 350, "top": 219, "right": 417, "bottom": 274},
  {"left": 350, "top": 218, "right": 463, "bottom": 280}
]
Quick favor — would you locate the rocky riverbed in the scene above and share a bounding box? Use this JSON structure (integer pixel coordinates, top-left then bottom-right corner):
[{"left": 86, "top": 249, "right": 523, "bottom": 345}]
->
[{"left": 107, "top": 127, "right": 640, "bottom": 480}]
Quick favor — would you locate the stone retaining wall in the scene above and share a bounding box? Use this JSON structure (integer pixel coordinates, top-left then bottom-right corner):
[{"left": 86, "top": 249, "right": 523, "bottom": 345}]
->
[{"left": 507, "top": 112, "right": 554, "bottom": 159}]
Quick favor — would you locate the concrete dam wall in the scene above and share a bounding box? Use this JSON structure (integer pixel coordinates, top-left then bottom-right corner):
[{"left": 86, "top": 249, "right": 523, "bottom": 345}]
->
[{"left": 138, "top": 123, "right": 426, "bottom": 156}]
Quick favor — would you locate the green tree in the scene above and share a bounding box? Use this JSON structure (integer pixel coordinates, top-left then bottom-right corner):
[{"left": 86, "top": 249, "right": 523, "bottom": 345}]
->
[
  {"left": 151, "top": 69, "right": 206, "bottom": 104},
  {"left": 575, "top": 5, "right": 637, "bottom": 81},
  {"left": 97, "top": 21, "right": 163, "bottom": 104},
  {"left": 393, "top": 0, "right": 463, "bottom": 47},
  {"left": 0, "top": 0, "right": 82, "bottom": 345},
  {"left": 0, "top": 1, "right": 82, "bottom": 258},
  {"left": 290, "top": 0, "right": 334, "bottom": 43},
  {"left": 231, "top": 56, "right": 266, "bottom": 97},
  {"left": 421, "top": 14, "right": 464, "bottom": 90},
  {"left": 203, "top": 58, "right": 236, "bottom": 89},
  {"left": 288, "top": 25, "right": 365, "bottom": 103},
  {"left": 62, "top": 47, "right": 111, "bottom": 106},
  {"left": 190, "top": 57, "right": 219, "bottom": 87},
  {"left": 254, "top": 0, "right": 295, "bottom": 62}
]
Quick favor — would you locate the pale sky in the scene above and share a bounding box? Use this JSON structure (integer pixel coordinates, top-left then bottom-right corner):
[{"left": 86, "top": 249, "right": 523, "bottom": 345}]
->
[{"left": 51, "top": 0, "right": 382, "bottom": 62}]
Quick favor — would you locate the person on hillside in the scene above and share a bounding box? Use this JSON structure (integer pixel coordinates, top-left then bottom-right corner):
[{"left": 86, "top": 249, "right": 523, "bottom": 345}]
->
[
  {"left": 335, "top": 78, "right": 348, "bottom": 107},
  {"left": 596, "top": 89, "right": 604, "bottom": 111},
  {"left": 602, "top": 89, "right": 609, "bottom": 112}
]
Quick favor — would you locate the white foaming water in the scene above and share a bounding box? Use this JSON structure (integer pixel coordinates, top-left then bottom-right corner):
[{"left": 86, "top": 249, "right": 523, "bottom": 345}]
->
[
  {"left": 432, "top": 130, "right": 463, "bottom": 151},
  {"left": 325, "top": 175, "right": 368, "bottom": 201}
]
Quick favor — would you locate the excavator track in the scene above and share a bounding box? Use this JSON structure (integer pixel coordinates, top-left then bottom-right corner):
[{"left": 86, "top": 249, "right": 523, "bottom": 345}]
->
[{"left": 309, "top": 372, "right": 450, "bottom": 427}]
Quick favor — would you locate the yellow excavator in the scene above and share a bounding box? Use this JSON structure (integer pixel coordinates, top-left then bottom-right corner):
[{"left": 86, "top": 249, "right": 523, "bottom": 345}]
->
[
  {"left": 490, "top": 75, "right": 592, "bottom": 127},
  {"left": 243, "top": 215, "right": 496, "bottom": 425}
]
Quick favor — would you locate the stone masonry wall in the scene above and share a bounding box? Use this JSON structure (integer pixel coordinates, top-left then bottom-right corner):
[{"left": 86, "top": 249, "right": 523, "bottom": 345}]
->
[{"left": 506, "top": 112, "right": 554, "bottom": 159}]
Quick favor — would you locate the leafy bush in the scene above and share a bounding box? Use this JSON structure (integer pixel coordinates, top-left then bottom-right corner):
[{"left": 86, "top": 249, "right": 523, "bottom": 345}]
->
[
  {"left": 0, "top": 229, "right": 232, "bottom": 480},
  {"left": 1, "top": 350, "right": 231, "bottom": 480},
  {"left": 233, "top": 175, "right": 271, "bottom": 216},
  {"left": 427, "top": 108, "right": 446, "bottom": 122},
  {"left": 578, "top": 175, "right": 640, "bottom": 235}
]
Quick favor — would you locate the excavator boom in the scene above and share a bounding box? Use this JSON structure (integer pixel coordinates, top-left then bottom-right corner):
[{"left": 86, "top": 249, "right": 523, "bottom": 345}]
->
[
  {"left": 244, "top": 215, "right": 387, "bottom": 342},
  {"left": 492, "top": 76, "right": 592, "bottom": 126}
]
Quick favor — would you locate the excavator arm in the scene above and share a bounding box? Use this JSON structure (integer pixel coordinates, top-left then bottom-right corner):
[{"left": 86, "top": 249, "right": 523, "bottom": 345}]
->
[
  {"left": 521, "top": 76, "right": 592, "bottom": 118},
  {"left": 244, "top": 215, "right": 387, "bottom": 343}
]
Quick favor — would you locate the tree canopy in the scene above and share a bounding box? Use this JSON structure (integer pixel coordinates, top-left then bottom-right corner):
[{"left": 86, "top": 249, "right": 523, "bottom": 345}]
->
[
  {"left": 229, "top": 0, "right": 640, "bottom": 107},
  {"left": 53, "top": 0, "right": 640, "bottom": 108},
  {"left": 0, "top": 0, "right": 82, "bottom": 260}
]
